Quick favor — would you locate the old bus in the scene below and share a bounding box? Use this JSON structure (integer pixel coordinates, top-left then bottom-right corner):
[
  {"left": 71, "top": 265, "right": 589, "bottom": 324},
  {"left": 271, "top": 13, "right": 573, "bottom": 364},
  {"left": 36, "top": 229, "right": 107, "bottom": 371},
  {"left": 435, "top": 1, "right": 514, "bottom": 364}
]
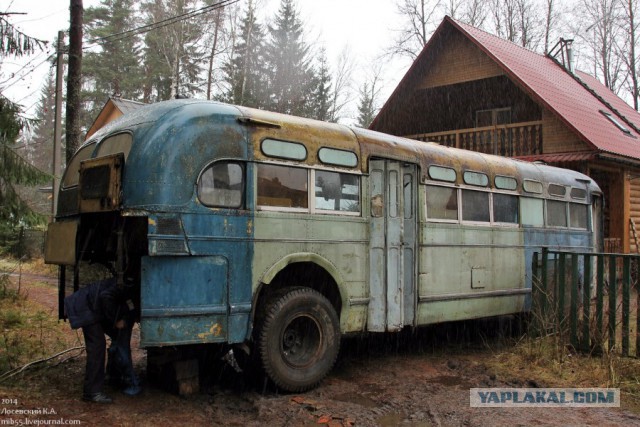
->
[{"left": 45, "top": 100, "right": 601, "bottom": 392}]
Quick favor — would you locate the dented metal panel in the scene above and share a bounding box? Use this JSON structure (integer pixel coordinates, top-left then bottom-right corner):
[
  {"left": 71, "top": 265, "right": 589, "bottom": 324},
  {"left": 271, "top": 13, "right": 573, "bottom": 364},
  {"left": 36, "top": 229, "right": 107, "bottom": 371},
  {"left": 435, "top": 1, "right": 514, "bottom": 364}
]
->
[
  {"left": 44, "top": 220, "right": 78, "bottom": 265},
  {"left": 140, "top": 255, "right": 229, "bottom": 346}
]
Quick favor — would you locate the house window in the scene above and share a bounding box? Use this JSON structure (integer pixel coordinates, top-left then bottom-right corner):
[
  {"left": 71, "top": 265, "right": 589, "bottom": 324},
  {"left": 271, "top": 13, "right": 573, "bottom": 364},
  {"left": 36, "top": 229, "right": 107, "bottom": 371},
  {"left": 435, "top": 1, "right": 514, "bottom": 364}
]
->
[
  {"left": 476, "top": 107, "right": 511, "bottom": 127},
  {"left": 600, "top": 110, "right": 632, "bottom": 136}
]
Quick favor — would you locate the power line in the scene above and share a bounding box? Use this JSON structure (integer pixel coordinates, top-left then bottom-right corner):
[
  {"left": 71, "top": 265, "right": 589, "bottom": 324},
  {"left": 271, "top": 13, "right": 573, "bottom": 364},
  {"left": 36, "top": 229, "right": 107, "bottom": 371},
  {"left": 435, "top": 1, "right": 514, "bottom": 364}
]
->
[
  {"left": 1, "top": 54, "right": 53, "bottom": 91},
  {"left": 84, "top": 0, "right": 238, "bottom": 50}
]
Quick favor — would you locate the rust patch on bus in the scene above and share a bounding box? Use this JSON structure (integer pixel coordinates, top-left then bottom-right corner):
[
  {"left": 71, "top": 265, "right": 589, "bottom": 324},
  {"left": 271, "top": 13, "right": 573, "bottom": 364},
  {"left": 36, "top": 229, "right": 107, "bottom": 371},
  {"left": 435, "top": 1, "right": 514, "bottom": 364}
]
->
[{"left": 197, "top": 323, "right": 223, "bottom": 339}]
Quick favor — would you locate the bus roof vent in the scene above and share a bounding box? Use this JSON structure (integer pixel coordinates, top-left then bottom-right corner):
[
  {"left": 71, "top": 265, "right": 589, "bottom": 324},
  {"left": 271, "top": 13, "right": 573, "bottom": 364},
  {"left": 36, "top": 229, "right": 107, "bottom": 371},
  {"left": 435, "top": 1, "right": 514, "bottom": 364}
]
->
[{"left": 237, "top": 117, "right": 281, "bottom": 128}]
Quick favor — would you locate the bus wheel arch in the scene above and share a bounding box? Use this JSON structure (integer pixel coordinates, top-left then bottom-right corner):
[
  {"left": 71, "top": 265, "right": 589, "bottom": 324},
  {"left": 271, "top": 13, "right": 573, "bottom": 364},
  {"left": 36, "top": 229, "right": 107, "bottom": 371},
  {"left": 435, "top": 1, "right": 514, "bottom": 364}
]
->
[
  {"left": 252, "top": 255, "right": 345, "bottom": 391},
  {"left": 256, "top": 253, "right": 345, "bottom": 322}
]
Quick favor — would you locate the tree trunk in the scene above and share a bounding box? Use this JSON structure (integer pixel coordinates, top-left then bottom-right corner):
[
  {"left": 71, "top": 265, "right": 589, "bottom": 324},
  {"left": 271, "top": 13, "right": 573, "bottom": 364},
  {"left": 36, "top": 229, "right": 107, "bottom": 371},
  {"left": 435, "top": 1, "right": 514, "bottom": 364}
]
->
[{"left": 65, "top": 0, "right": 83, "bottom": 163}]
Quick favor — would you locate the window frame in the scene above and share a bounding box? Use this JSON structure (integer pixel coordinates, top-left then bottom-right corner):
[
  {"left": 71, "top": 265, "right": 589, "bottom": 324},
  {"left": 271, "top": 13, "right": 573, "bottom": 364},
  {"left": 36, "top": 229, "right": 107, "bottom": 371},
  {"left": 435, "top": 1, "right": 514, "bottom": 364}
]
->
[
  {"left": 196, "top": 160, "right": 246, "bottom": 209},
  {"left": 425, "top": 183, "right": 460, "bottom": 223},
  {"left": 491, "top": 191, "right": 520, "bottom": 227},
  {"left": 520, "top": 196, "right": 545, "bottom": 227},
  {"left": 312, "top": 169, "right": 362, "bottom": 216},
  {"left": 255, "top": 161, "right": 362, "bottom": 216},
  {"left": 546, "top": 199, "right": 569, "bottom": 228},
  {"left": 460, "top": 187, "right": 492, "bottom": 224},
  {"left": 569, "top": 202, "right": 590, "bottom": 230}
]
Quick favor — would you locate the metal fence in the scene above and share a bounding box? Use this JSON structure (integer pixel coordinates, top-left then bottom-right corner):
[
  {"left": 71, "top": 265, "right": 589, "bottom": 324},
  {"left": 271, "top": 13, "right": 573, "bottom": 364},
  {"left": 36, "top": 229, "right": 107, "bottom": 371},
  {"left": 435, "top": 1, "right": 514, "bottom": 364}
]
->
[{"left": 532, "top": 248, "right": 640, "bottom": 357}]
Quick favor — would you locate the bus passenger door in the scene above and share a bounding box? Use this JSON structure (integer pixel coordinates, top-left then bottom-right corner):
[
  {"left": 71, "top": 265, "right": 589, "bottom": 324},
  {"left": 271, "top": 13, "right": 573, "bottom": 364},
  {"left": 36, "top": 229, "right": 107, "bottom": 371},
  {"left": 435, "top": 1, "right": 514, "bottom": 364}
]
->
[{"left": 368, "top": 159, "right": 417, "bottom": 332}]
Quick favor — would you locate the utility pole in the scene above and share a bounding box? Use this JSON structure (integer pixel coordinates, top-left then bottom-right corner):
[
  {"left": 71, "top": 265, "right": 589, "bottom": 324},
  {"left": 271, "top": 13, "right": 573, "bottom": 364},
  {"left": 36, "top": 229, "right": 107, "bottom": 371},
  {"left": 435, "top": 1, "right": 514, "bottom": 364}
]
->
[
  {"left": 52, "top": 31, "right": 65, "bottom": 220},
  {"left": 65, "top": 0, "right": 83, "bottom": 164}
]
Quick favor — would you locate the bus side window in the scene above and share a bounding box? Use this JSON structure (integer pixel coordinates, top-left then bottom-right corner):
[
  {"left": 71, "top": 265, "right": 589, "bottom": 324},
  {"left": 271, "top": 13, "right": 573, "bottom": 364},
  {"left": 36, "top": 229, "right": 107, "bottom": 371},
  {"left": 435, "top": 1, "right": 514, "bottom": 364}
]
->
[
  {"left": 569, "top": 203, "right": 588, "bottom": 229},
  {"left": 426, "top": 185, "right": 458, "bottom": 220},
  {"left": 257, "top": 164, "right": 308, "bottom": 209},
  {"left": 520, "top": 197, "right": 544, "bottom": 226},
  {"left": 198, "top": 161, "right": 244, "bottom": 208},
  {"left": 547, "top": 200, "right": 568, "bottom": 227},
  {"left": 315, "top": 170, "right": 360, "bottom": 213},
  {"left": 493, "top": 193, "right": 519, "bottom": 223},
  {"left": 461, "top": 189, "right": 490, "bottom": 222}
]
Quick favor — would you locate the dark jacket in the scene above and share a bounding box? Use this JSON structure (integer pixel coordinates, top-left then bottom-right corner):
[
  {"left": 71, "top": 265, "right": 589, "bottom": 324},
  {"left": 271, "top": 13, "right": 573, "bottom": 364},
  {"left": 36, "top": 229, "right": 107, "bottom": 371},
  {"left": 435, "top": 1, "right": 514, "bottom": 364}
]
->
[{"left": 65, "top": 278, "right": 124, "bottom": 329}]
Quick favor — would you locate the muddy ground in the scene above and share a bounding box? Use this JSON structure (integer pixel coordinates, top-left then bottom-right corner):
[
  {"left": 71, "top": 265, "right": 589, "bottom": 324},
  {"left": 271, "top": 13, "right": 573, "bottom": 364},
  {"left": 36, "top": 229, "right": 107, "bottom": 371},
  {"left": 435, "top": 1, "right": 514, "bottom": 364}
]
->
[{"left": 1, "top": 272, "right": 640, "bottom": 426}]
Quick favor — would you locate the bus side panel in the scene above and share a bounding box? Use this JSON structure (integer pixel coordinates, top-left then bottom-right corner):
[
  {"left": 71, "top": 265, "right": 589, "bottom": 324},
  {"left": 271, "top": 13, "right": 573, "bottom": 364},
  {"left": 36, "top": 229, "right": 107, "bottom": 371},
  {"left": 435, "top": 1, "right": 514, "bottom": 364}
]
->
[
  {"left": 418, "top": 224, "right": 526, "bottom": 324},
  {"left": 252, "top": 212, "right": 369, "bottom": 333},
  {"left": 179, "top": 212, "right": 254, "bottom": 344},
  {"left": 140, "top": 256, "right": 229, "bottom": 346}
]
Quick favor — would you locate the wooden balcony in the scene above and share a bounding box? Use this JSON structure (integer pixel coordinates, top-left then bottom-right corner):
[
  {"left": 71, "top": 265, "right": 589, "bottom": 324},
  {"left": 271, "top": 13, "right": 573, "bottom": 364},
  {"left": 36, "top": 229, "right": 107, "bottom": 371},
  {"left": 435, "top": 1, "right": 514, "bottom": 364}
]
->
[{"left": 406, "top": 121, "right": 543, "bottom": 157}]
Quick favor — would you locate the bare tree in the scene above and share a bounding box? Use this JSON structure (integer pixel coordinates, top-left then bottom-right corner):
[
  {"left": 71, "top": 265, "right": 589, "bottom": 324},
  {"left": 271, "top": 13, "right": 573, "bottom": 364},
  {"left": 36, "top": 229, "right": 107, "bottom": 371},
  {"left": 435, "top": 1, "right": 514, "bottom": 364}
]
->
[
  {"left": 491, "top": 0, "right": 518, "bottom": 42},
  {"left": 578, "top": 0, "right": 625, "bottom": 92},
  {"left": 620, "top": 0, "right": 639, "bottom": 109},
  {"left": 543, "top": 0, "right": 561, "bottom": 53},
  {"left": 442, "top": 0, "right": 463, "bottom": 19},
  {"left": 516, "top": 0, "right": 543, "bottom": 49},
  {"left": 329, "top": 46, "right": 356, "bottom": 122},
  {"left": 355, "top": 63, "right": 384, "bottom": 128},
  {"left": 490, "top": 0, "right": 543, "bottom": 49},
  {"left": 461, "top": 0, "right": 488, "bottom": 27},
  {"left": 387, "top": 0, "right": 443, "bottom": 60}
]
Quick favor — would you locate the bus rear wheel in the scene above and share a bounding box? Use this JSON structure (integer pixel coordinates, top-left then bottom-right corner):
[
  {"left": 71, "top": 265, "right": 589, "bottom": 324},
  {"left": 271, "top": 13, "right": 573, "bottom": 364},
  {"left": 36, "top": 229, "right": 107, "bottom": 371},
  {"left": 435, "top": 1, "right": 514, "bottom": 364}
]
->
[{"left": 258, "top": 288, "right": 340, "bottom": 392}]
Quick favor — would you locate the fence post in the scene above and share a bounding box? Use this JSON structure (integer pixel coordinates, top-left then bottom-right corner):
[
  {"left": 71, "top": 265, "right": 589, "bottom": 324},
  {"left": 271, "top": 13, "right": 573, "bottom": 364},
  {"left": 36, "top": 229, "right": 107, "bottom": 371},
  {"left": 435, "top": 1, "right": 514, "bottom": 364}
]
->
[
  {"left": 570, "top": 253, "right": 579, "bottom": 349},
  {"left": 609, "top": 255, "right": 617, "bottom": 352},
  {"left": 541, "top": 248, "right": 548, "bottom": 319},
  {"left": 596, "top": 255, "right": 605, "bottom": 352},
  {"left": 582, "top": 254, "right": 592, "bottom": 352},
  {"left": 558, "top": 253, "right": 566, "bottom": 330},
  {"left": 622, "top": 257, "right": 630, "bottom": 356}
]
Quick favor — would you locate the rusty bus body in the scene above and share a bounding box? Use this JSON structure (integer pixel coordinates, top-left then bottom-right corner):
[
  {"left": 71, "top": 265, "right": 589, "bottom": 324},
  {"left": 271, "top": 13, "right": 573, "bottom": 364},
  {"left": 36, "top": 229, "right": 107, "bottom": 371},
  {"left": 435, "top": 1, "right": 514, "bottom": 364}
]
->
[{"left": 45, "top": 100, "right": 601, "bottom": 391}]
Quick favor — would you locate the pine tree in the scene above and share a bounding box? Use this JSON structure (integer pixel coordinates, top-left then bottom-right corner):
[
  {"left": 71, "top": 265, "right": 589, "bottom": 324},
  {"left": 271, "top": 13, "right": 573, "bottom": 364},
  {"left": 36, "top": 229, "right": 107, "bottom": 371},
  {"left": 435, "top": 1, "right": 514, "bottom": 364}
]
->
[
  {"left": 141, "top": 0, "right": 207, "bottom": 100},
  {"left": 21, "top": 68, "right": 57, "bottom": 174},
  {"left": 0, "top": 16, "right": 47, "bottom": 56},
  {"left": 0, "top": 16, "right": 49, "bottom": 252},
  {"left": 82, "top": 0, "right": 144, "bottom": 127},
  {"left": 356, "top": 82, "right": 379, "bottom": 128},
  {"left": 0, "top": 97, "right": 50, "bottom": 234},
  {"left": 221, "top": 0, "right": 267, "bottom": 108},
  {"left": 264, "top": 0, "right": 316, "bottom": 116},
  {"left": 310, "top": 47, "right": 333, "bottom": 121}
]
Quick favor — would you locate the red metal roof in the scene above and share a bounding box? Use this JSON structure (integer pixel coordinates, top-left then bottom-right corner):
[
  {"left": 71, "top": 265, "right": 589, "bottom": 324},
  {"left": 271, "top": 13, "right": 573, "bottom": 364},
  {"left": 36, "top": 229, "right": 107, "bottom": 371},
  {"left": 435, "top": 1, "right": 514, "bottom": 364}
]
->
[
  {"left": 449, "top": 18, "right": 640, "bottom": 160},
  {"left": 373, "top": 16, "right": 640, "bottom": 162},
  {"left": 515, "top": 152, "right": 596, "bottom": 163}
]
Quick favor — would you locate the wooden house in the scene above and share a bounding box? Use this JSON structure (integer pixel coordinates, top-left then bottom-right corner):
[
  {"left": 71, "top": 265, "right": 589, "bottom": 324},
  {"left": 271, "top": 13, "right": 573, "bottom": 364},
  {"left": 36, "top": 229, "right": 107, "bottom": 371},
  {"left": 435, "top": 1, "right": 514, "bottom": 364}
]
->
[
  {"left": 371, "top": 16, "right": 640, "bottom": 253},
  {"left": 85, "top": 96, "right": 145, "bottom": 140}
]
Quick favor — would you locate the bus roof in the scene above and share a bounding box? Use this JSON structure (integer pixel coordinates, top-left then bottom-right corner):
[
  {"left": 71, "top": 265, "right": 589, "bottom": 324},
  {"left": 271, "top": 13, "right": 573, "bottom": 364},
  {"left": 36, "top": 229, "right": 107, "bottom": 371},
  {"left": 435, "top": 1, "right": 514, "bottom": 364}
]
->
[{"left": 66, "top": 99, "right": 600, "bottom": 213}]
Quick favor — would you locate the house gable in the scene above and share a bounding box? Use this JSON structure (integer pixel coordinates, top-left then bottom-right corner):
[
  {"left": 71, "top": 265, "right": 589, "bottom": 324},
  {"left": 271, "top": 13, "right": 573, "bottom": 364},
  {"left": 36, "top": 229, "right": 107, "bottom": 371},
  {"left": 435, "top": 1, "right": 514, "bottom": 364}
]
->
[{"left": 418, "top": 30, "right": 503, "bottom": 89}]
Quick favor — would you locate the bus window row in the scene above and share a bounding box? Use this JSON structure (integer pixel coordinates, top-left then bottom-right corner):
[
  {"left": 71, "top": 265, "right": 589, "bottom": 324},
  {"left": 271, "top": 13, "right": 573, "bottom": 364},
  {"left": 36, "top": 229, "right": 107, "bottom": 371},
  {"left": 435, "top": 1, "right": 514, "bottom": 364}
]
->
[
  {"left": 425, "top": 185, "right": 589, "bottom": 230},
  {"left": 197, "top": 161, "right": 361, "bottom": 215}
]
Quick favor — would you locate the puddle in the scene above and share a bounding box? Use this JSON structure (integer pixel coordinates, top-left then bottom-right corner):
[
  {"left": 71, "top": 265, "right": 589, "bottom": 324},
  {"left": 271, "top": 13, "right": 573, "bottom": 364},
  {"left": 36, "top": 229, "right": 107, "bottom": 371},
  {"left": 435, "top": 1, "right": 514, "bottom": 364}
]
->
[
  {"left": 332, "top": 392, "right": 378, "bottom": 408},
  {"left": 430, "top": 375, "right": 473, "bottom": 388}
]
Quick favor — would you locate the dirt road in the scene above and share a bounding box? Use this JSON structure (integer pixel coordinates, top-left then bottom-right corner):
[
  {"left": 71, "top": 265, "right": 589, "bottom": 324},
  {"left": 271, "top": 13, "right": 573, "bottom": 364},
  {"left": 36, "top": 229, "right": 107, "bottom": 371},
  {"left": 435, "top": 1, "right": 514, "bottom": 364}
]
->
[{"left": 1, "top": 272, "right": 639, "bottom": 426}]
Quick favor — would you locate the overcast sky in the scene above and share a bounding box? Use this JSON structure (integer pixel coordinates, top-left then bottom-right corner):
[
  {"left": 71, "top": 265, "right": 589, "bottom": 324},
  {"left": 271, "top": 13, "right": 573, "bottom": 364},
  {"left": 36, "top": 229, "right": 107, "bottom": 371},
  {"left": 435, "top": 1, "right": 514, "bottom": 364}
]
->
[{"left": 0, "top": 0, "right": 409, "bottom": 121}]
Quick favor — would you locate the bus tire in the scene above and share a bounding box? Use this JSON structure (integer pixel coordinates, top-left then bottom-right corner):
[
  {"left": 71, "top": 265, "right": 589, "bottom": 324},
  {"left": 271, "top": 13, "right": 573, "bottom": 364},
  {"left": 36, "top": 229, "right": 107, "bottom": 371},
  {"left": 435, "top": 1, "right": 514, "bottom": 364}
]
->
[{"left": 258, "top": 287, "right": 340, "bottom": 392}]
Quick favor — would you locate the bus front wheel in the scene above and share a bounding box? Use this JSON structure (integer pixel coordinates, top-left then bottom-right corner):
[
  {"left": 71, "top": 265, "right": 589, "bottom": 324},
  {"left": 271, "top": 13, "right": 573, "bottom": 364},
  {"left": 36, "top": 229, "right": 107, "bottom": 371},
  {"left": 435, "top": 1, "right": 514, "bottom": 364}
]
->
[{"left": 258, "top": 287, "right": 340, "bottom": 392}]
